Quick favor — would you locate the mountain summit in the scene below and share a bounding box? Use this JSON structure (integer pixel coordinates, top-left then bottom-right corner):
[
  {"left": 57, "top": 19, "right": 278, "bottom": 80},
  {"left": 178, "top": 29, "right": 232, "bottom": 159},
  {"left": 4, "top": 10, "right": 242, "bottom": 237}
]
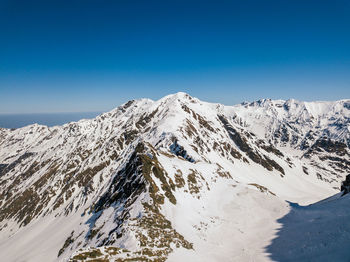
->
[{"left": 0, "top": 93, "right": 349, "bottom": 261}]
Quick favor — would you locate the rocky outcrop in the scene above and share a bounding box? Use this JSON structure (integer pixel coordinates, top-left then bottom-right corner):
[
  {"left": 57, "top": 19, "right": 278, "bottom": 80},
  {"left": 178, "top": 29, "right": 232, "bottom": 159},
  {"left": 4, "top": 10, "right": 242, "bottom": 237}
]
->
[{"left": 341, "top": 174, "right": 350, "bottom": 195}]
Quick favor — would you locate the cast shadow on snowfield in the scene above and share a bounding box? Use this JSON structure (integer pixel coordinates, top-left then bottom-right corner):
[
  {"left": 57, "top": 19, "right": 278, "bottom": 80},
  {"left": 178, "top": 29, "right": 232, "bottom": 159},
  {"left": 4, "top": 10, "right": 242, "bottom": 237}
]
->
[
  {"left": 84, "top": 210, "right": 103, "bottom": 240},
  {"left": 265, "top": 196, "right": 350, "bottom": 262}
]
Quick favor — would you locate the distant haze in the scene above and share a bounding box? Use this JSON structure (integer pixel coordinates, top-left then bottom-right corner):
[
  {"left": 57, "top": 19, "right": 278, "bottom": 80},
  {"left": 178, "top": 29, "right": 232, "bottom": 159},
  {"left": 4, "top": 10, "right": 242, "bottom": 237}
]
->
[{"left": 0, "top": 112, "right": 102, "bottom": 129}]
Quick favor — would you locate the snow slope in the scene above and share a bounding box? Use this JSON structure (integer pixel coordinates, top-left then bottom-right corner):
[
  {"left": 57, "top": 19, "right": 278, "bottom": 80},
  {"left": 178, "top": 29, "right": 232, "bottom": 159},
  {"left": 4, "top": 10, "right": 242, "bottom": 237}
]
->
[
  {"left": 0, "top": 92, "right": 349, "bottom": 262},
  {"left": 267, "top": 193, "right": 350, "bottom": 262}
]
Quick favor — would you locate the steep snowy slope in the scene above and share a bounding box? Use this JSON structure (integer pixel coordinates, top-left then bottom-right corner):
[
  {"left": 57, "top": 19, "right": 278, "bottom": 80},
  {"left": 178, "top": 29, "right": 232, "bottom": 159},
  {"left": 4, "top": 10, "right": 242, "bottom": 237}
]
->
[
  {"left": 267, "top": 192, "right": 350, "bottom": 262},
  {"left": 231, "top": 99, "right": 350, "bottom": 186},
  {"left": 0, "top": 92, "right": 349, "bottom": 262}
]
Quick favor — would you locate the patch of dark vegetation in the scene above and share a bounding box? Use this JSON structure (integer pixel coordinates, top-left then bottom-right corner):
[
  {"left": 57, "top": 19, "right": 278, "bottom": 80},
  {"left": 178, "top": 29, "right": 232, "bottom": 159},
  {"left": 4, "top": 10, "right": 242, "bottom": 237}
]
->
[
  {"left": 58, "top": 231, "right": 75, "bottom": 257},
  {"left": 2, "top": 160, "right": 41, "bottom": 198},
  {"left": 216, "top": 164, "right": 232, "bottom": 179},
  {"left": 196, "top": 113, "right": 215, "bottom": 133},
  {"left": 249, "top": 183, "right": 276, "bottom": 196},
  {"left": 136, "top": 109, "right": 158, "bottom": 129},
  {"left": 71, "top": 249, "right": 104, "bottom": 261},
  {"left": 0, "top": 152, "right": 35, "bottom": 176},
  {"left": 123, "top": 130, "right": 139, "bottom": 145},
  {"left": 220, "top": 142, "right": 241, "bottom": 160},
  {"left": 187, "top": 170, "right": 200, "bottom": 195},
  {"left": 152, "top": 165, "right": 176, "bottom": 205},
  {"left": 184, "top": 119, "right": 198, "bottom": 138},
  {"left": 75, "top": 161, "right": 110, "bottom": 192},
  {"left": 181, "top": 104, "right": 191, "bottom": 114},
  {"left": 181, "top": 105, "right": 215, "bottom": 134},
  {"left": 50, "top": 160, "right": 111, "bottom": 212},
  {"left": 174, "top": 169, "right": 185, "bottom": 188},
  {"left": 0, "top": 187, "right": 41, "bottom": 226},
  {"left": 33, "top": 162, "right": 60, "bottom": 190},
  {"left": 193, "top": 136, "right": 211, "bottom": 154},
  {"left": 186, "top": 169, "right": 209, "bottom": 197},
  {"left": 0, "top": 159, "right": 58, "bottom": 225},
  {"left": 131, "top": 202, "right": 193, "bottom": 260}
]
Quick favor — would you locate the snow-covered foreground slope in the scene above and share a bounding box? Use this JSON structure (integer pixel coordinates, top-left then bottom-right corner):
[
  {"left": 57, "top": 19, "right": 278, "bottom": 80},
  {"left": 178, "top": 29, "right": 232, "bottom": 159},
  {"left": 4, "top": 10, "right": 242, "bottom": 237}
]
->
[
  {"left": 267, "top": 193, "right": 350, "bottom": 262},
  {"left": 0, "top": 92, "right": 349, "bottom": 261}
]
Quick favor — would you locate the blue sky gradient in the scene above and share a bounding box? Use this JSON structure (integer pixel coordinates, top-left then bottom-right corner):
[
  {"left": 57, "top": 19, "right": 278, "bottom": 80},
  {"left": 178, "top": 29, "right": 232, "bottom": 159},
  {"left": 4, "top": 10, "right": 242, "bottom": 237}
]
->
[{"left": 0, "top": 0, "right": 349, "bottom": 113}]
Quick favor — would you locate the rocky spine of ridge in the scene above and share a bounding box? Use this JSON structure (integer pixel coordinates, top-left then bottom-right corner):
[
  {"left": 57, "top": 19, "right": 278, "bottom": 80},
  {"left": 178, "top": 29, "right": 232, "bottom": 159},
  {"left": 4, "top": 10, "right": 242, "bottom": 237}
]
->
[{"left": 63, "top": 142, "right": 192, "bottom": 261}]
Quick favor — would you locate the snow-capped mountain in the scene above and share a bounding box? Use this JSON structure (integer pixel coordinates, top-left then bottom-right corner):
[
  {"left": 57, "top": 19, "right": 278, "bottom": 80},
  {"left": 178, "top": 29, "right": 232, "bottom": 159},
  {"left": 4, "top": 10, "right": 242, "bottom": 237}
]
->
[{"left": 0, "top": 92, "right": 349, "bottom": 262}]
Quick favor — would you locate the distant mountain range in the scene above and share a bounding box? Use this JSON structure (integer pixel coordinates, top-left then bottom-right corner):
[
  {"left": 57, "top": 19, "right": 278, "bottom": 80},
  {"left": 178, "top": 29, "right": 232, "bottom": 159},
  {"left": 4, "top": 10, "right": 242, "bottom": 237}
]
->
[
  {"left": 0, "top": 92, "right": 349, "bottom": 261},
  {"left": 0, "top": 111, "right": 102, "bottom": 129}
]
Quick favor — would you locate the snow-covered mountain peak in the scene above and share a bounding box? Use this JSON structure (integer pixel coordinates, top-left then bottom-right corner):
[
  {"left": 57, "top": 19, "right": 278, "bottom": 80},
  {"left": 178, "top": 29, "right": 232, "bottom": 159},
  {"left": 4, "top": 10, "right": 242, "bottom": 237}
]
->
[
  {"left": 160, "top": 91, "right": 196, "bottom": 101},
  {"left": 231, "top": 98, "right": 350, "bottom": 144},
  {"left": 0, "top": 94, "right": 349, "bottom": 262}
]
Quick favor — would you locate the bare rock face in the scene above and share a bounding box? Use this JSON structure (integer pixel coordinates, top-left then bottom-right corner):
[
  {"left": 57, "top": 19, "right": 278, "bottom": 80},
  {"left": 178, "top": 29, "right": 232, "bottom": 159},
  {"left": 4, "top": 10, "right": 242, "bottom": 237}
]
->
[{"left": 341, "top": 174, "right": 350, "bottom": 195}]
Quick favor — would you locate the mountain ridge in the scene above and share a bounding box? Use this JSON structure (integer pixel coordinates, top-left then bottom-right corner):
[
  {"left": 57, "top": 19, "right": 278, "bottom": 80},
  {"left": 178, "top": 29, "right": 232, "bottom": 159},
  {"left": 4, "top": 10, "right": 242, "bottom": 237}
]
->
[
  {"left": 0, "top": 92, "right": 349, "bottom": 261},
  {"left": 2, "top": 92, "right": 349, "bottom": 130}
]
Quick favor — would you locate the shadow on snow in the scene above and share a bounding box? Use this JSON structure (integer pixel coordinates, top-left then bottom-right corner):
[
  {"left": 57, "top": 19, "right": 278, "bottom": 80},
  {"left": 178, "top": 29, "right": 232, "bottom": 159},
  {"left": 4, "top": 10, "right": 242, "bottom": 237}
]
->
[{"left": 265, "top": 195, "right": 350, "bottom": 262}]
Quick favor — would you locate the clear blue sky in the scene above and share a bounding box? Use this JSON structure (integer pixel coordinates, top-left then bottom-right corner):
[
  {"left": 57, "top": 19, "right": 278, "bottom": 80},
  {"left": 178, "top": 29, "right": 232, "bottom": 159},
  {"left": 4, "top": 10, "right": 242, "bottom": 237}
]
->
[{"left": 0, "top": 0, "right": 349, "bottom": 113}]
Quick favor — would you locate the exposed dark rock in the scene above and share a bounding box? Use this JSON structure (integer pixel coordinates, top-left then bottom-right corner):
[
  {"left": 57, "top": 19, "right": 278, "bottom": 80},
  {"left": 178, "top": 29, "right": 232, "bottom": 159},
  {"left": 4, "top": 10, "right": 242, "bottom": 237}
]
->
[
  {"left": 257, "top": 140, "right": 284, "bottom": 157},
  {"left": 119, "top": 100, "right": 135, "bottom": 113},
  {"left": 94, "top": 144, "right": 147, "bottom": 212},
  {"left": 341, "top": 174, "right": 350, "bottom": 195},
  {"left": 136, "top": 109, "right": 158, "bottom": 129},
  {"left": 343, "top": 102, "right": 350, "bottom": 110},
  {"left": 123, "top": 130, "right": 139, "bottom": 145},
  {"left": 1, "top": 152, "right": 35, "bottom": 176},
  {"left": 305, "top": 138, "right": 348, "bottom": 157},
  {"left": 169, "top": 140, "right": 195, "bottom": 163},
  {"left": 0, "top": 164, "right": 8, "bottom": 177},
  {"left": 218, "top": 115, "right": 285, "bottom": 175}
]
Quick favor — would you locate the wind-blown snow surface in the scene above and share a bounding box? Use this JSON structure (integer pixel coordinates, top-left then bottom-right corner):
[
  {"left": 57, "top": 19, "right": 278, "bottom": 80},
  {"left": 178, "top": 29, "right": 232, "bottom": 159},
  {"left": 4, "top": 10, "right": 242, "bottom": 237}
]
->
[{"left": 0, "top": 92, "right": 349, "bottom": 262}]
